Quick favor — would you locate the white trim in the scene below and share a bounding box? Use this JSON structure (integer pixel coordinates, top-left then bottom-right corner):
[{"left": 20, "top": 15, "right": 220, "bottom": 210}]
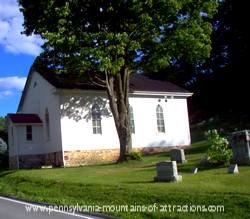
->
[
  {"left": 131, "top": 91, "right": 193, "bottom": 97},
  {"left": 11, "top": 123, "right": 43, "bottom": 126},
  {"left": 55, "top": 89, "right": 192, "bottom": 97}
]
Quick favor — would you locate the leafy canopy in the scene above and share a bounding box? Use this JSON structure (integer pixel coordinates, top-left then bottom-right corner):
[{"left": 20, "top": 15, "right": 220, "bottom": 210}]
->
[
  {"left": 19, "top": 0, "right": 218, "bottom": 74},
  {"left": 0, "top": 117, "right": 6, "bottom": 131}
]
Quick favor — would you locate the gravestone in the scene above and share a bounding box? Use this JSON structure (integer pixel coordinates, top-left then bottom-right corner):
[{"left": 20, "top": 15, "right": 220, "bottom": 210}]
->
[
  {"left": 229, "top": 130, "right": 250, "bottom": 165},
  {"left": 190, "top": 167, "right": 198, "bottom": 174},
  {"left": 154, "top": 161, "right": 182, "bottom": 182},
  {"left": 228, "top": 164, "right": 239, "bottom": 174},
  {"left": 170, "top": 148, "right": 187, "bottom": 163}
]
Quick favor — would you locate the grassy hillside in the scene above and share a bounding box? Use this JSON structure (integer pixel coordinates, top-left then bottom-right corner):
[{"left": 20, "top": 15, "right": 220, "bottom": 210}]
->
[{"left": 0, "top": 141, "right": 249, "bottom": 219}]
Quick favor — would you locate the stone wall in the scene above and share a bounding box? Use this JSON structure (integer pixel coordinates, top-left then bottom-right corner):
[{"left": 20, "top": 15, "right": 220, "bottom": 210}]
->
[
  {"left": 9, "top": 151, "right": 63, "bottom": 169},
  {"left": 45, "top": 151, "right": 64, "bottom": 167},
  {"left": 64, "top": 149, "right": 120, "bottom": 166},
  {"left": 9, "top": 155, "right": 18, "bottom": 169},
  {"left": 64, "top": 146, "right": 189, "bottom": 167},
  {"left": 9, "top": 146, "right": 190, "bottom": 168}
]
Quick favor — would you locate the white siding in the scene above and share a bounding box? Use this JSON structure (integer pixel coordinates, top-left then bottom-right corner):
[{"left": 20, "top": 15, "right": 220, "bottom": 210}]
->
[
  {"left": 12, "top": 70, "right": 191, "bottom": 157},
  {"left": 14, "top": 125, "right": 43, "bottom": 155},
  {"left": 60, "top": 92, "right": 119, "bottom": 151},
  {"left": 60, "top": 91, "right": 191, "bottom": 151},
  {"left": 7, "top": 120, "right": 43, "bottom": 156},
  {"left": 18, "top": 72, "right": 62, "bottom": 154},
  {"left": 130, "top": 96, "right": 191, "bottom": 148}
]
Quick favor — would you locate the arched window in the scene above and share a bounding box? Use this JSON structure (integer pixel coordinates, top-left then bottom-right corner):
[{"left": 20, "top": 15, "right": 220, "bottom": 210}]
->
[
  {"left": 92, "top": 104, "right": 102, "bottom": 134},
  {"left": 45, "top": 108, "right": 50, "bottom": 140},
  {"left": 129, "top": 105, "right": 135, "bottom": 134},
  {"left": 156, "top": 105, "right": 165, "bottom": 133}
]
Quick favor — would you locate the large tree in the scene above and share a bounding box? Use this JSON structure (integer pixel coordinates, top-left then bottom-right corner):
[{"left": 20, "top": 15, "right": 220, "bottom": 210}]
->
[
  {"left": 19, "top": 0, "right": 217, "bottom": 162},
  {"left": 152, "top": 0, "right": 250, "bottom": 123}
]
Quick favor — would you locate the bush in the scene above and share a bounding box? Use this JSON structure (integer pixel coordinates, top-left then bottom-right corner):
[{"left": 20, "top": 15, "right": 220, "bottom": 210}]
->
[
  {"left": 0, "top": 129, "right": 8, "bottom": 145},
  {"left": 205, "top": 129, "right": 232, "bottom": 165},
  {"left": 129, "top": 151, "right": 143, "bottom": 161}
]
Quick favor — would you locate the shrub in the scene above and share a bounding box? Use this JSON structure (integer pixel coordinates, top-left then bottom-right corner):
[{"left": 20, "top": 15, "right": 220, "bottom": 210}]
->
[
  {"left": 205, "top": 129, "right": 232, "bottom": 165},
  {"left": 129, "top": 151, "right": 143, "bottom": 161}
]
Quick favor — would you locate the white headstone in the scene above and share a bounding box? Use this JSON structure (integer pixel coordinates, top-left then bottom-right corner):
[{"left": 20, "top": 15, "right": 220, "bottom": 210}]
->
[
  {"left": 170, "top": 149, "right": 187, "bottom": 163},
  {"left": 154, "top": 161, "right": 182, "bottom": 182},
  {"left": 228, "top": 164, "right": 239, "bottom": 174}
]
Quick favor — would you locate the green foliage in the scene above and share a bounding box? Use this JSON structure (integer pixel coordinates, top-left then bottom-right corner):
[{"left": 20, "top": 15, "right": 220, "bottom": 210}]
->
[
  {"left": 0, "top": 117, "right": 7, "bottom": 144},
  {"left": 0, "top": 117, "right": 5, "bottom": 130},
  {"left": 0, "top": 130, "right": 7, "bottom": 146},
  {"left": 205, "top": 129, "right": 232, "bottom": 165},
  {"left": 129, "top": 151, "right": 143, "bottom": 161},
  {"left": 0, "top": 117, "right": 8, "bottom": 168},
  {"left": 18, "top": 0, "right": 218, "bottom": 161},
  {"left": 19, "top": 0, "right": 218, "bottom": 74}
]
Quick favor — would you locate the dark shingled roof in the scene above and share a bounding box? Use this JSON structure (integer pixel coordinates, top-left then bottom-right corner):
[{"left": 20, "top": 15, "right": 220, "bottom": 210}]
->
[
  {"left": 8, "top": 114, "right": 43, "bottom": 124},
  {"left": 39, "top": 71, "right": 190, "bottom": 94},
  {"left": 129, "top": 74, "right": 190, "bottom": 93}
]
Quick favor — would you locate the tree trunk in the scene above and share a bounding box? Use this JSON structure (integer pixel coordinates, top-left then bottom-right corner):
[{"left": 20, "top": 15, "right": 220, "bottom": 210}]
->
[{"left": 105, "top": 67, "right": 132, "bottom": 162}]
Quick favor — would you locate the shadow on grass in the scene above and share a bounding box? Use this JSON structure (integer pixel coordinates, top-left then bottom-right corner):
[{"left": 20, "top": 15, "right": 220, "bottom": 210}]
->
[
  {"left": 175, "top": 159, "right": 227, "bottom": 173},
  {"left": 179, "top": 162, "right": 227, "bottom": 173},
  {"left": 185, "top": 143, "right": 209, "bottom": 155},
  {"left": 197, "top": 163, "right": 227, "bottom": 171},
  {"left": 123, "top": 180, "right": 155, "bottom": 184},
  {"left": 0, "top": 170, "right": 15, "bottom": 178},
  {"left": 140, "top": 164, "right": 156, "bottom": 169}
]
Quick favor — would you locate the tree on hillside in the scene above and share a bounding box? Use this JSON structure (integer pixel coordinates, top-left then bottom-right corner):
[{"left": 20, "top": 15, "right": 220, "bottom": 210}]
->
[
  {"left": 19, "top": 0, "right": 218, "bottom": 162},
  {"left": 0, "top": 117, "right": 8, "bottom": 144},
  {"left": 183, "top": 0, "right": 248, "bottom": 119},
  {"left": 148, "top": 0, "right": 249, "bottom": 122},
  {"left": 0, "top": 117, "right": 5, "bottom": 130}
]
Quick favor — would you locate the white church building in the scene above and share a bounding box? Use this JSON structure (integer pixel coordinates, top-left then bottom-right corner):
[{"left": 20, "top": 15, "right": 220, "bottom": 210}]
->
[{"left": 7, "top": 70, "right": 192, "bottom": 169}]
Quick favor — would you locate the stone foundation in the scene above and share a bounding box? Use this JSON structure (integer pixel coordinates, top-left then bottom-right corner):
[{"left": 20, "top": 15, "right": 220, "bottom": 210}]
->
[
  {"left": 9, "top": 155, "right": 18, "bottom": 169},
  {"left": 9, "top": 151, "right": 63, "bottom": 169},
  {"left": 9, "top": 146, "right": 190, "bottom": 168},
  {"left": 64, "top": 149, "right": 120, "bottom": 166},
  {"left": 64, "top": 146, "right": 189, "bottom": 167},
  {"left": 45, "top": 151, "right": 64, "bottom": 167},
  {"left": 18, "top": 154, "right": 45, "bottom": 168}
]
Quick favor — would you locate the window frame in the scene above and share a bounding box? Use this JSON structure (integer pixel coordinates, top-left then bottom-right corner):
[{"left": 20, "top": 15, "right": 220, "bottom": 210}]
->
[
  {"left": 45, "top": 108, "right": 50, "bottom": 141},
  {"left": 129, "top": 105, "right": 135, "bottom": 134},
  {"left": 26, "top": 125, "right": 32, "bottom": 141},
  {"left": 92, "top": 104, "right": 102, "bottom": 134},
  {"left": 156, "top": 104, "right": 166, "bottom": 133}
]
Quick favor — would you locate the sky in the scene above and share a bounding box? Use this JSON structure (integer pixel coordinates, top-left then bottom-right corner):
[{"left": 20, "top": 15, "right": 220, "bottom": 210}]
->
[{"left": 0, "top": 0, "right": 43, "bottom": 117}]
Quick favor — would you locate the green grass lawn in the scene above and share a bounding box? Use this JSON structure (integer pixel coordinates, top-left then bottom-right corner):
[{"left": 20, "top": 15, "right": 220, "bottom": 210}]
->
[{"left": 0, "top": 141, "right": 250, "bottom": 218}]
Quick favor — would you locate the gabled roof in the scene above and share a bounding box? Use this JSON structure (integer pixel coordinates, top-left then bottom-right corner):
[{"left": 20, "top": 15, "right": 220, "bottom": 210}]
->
[
  {"left": 8, "top": 114, "right": 43, "bottom": 124},
  {"left": 18, "top": 69, "right": 192, "bottom": 112},
  {"left": 38, "top": 71, "right": 191, "bottom": 94},
  {"left": 129, "top": 74, "right": 190, "bottom": 93}
]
